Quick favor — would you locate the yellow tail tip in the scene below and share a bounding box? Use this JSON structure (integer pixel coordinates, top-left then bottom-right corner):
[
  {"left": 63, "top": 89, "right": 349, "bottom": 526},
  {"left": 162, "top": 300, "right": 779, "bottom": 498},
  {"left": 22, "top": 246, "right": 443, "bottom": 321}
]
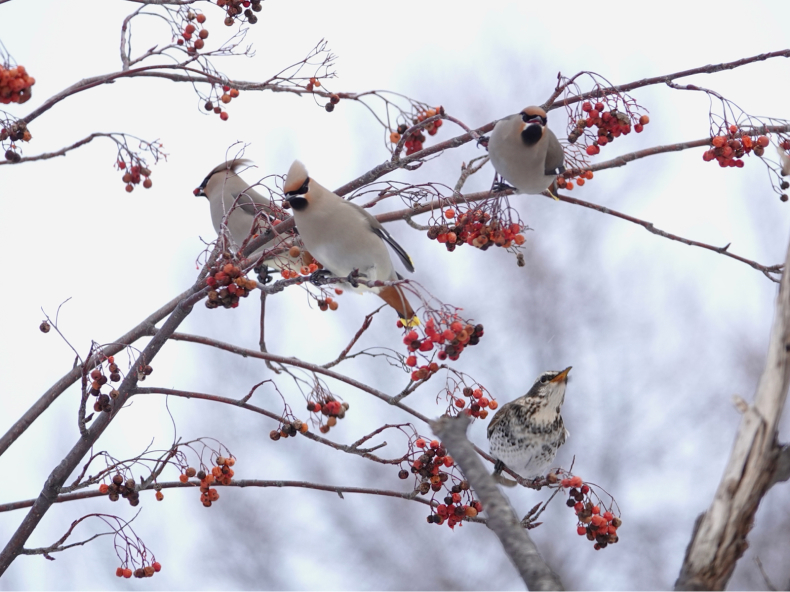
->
[{"left": 400, "top": 316, "right": 421, "bottom": 328}]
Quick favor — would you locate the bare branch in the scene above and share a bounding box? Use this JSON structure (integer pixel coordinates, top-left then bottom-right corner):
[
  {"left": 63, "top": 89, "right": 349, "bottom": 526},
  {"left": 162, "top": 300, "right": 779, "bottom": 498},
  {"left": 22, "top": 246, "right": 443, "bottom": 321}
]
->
[
  {"left": 432, "top": 414, "right": 564, "bottom": 591},
  {"left": 675, "top": 234, "right": 790, "bottom": 590},
  {"left": 542, "top": 50, "right": 790, "bottom": 111}
]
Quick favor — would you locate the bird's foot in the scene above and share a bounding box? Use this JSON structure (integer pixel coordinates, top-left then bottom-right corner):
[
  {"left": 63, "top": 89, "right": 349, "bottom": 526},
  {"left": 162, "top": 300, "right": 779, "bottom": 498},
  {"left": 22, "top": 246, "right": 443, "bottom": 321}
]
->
[
  {"left": 309, "top": 268, "right": 333, "bottom": 286},
  {"left": 345, "top": 269, "right": 361, "bottom": 288},
  {"left": 254, "top": 264, "right": 273, "bottom": 284},
  {"left": 476, "top": 135, "right": 490, "bottom": 149},
  {"left": 492, "top": 181, "right": 516, "bottom": 193},
  {"left": 493, "top": 459, "right": 505, "bottom": 475}
]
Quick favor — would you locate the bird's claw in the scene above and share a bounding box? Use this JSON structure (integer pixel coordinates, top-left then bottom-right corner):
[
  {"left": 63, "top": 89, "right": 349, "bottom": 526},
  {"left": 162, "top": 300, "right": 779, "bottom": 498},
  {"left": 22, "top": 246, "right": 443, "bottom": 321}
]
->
[
  {"left": 309, "top": 268, "right": 333, "bottom": 286},
  {"left": 476, "top": 135, "right": 490, "bottom": 149},
  {"left": 493, "top": 459, "right": 505, "bottom": 474},
  {"left": 492, "top": 181, "right": 516, "bottom": 193},
  {"left": 254, "top": 264, "right": 273, "bottom": 285},
  {"left": 346, "top": 269, "right": 361, "bottom": 288}
]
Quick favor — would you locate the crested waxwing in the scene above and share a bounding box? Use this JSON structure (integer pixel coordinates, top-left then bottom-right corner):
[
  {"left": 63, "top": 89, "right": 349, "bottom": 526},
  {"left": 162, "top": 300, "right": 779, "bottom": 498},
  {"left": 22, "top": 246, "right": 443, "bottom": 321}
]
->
[
  {"left": 282, "top": 160, "right": 417, "bottom": 323},
  {"left": 488, "top": 106, "right": 565, "bottom": 195},
  {"left": 194, "top": 159, "right": 304, "bottom": 270}
]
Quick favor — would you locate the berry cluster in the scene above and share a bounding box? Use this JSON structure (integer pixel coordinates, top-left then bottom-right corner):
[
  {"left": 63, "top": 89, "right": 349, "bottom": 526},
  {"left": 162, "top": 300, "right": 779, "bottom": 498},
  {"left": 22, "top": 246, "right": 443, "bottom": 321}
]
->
[
  {"left": 117, "top": 160, "right": 152, "bottom": 193},
  {"left": 177, "top": 12, "right": 210, "bottom": 52},
  {"left": 458, "top": 386, "right": 498, "bottom": 419},
  {"left": 0, "top": 64, "right": 35, "bottom": 105},
  {"left": 115, "top": 562, "right": 161, "bottom": 579},
  {"left": 2, "top": 120, "right": 32, "bottom": 162},
  {"left": 203, "top": 84, "right": 239, "bottom": 121},
  {"left": 427, "top": 208, "right": 526, "bottom": 252},
  {"left": 205, "top": 261, "right": 258, "bottom": 309},
  {"left": 305, "top": 397, "right": 349, "bottom": 433},
  {"left": 401, "top": 316, "right": 484, "bottom": 378},
  {"left": 88, "top": 358, "right": 131, "bottom": 413},
  {"left": 389, "top": 106, "right": 445, "bottom": 155},
  {"left": 305, "top": 77, "right": 340, "bottom": 112},
  {"left": 555, "top": 474, "right": 622, "bottom": 550},
  {"left": 269, "top": 418, "right": 309, "bottom": 440},
  {"left": 184, "top": 456, "right": 235, "bottom": 507},
  {"left": 702, "top": 126, "right": 778, "bottom": 169},
  {"left": 557, "top": 169, "right": 594, "bottom": 192},
  {"left": 99, "top": 474, "right": 141, "bottom": 507},
  {"left": 217, "top": 0, "right": 262, "bottom": 25},
  {"left": 568, "top": 101, "right": 649, "bottom": 157},
  {"left": 400, "top": 438, "right": 482, "bottom": 529}
]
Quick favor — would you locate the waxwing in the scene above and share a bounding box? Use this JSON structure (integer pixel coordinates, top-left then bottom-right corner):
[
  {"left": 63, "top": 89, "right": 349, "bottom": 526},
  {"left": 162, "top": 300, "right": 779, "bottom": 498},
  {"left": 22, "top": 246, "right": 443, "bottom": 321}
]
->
[
  {"left": 282, "top": 160, "right": 417, "bottom": 323},
  {"left": 488, "top": 106, "right": 565, "bottom": 195},
  {"left": 194, "top": 159, "right": 303, "bottom": 270}
]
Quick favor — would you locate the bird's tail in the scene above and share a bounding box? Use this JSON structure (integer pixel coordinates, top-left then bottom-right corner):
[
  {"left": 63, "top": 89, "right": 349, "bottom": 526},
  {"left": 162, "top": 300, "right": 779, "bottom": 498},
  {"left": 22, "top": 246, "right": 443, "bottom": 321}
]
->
[
  {"left": 492, "top": 473, "right": 518, "bottom": 488},
  {"left": 377, "top": 285, "right": 418, "bottom": 326}
]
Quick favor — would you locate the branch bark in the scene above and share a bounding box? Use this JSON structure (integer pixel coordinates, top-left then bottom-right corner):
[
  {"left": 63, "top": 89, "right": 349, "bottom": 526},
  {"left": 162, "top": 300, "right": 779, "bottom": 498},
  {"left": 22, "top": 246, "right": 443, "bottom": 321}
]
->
[
  {"left": 0, "top": 284, "right": 205, "bottom": 575},
  {"left": 432, "top": 414, "right": 564, "bottom": 591},
  {"left": 675, "top": 235, "right": 790, "bottom": 590}
]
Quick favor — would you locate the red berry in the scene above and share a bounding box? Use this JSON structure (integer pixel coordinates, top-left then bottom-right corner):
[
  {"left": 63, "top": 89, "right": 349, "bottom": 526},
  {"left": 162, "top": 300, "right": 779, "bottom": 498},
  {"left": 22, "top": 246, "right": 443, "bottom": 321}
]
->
[
  {"left": 416, "top": 438, "right": 426, "bottom": 448},
  {"left": 577, "top": 526, "right": 587, "bottom": 536},
  {"left": 152, "top": 562, "right": 161, "bottom": 572},
  {"left": 406, "top": 355, "right": 417, "bottom": 367},
  {"left": 603, "top": 511, "right": 613, "bottom": 521},
  {"left": 586, "top": 144, "right": 600, "bottom": 156},
  {"left": 581, "top": 101, "right": 592, "bottom": 112},
  {"left": 757, "top": 135, "right": 770, "bottom": 147},
  {"left": 220, "top": 111, "right": 229, "bottom": 121}
]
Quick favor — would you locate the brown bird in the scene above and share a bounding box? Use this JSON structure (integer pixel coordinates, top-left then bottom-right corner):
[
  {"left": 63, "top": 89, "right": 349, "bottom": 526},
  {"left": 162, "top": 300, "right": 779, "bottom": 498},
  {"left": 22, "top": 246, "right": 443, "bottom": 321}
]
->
[{"left": 487, "top": 367, "right": 572, "bottom": 486}]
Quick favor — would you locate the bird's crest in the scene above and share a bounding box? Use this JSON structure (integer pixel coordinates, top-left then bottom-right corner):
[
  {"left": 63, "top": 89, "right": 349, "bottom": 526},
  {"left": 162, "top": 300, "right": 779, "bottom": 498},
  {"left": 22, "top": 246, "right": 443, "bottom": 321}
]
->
[
  {"left": 194, "top": 158, "right": 253, "bottom": 196},
  {"left": 284, "top": 160, "right": 309, "bottom": 195}
]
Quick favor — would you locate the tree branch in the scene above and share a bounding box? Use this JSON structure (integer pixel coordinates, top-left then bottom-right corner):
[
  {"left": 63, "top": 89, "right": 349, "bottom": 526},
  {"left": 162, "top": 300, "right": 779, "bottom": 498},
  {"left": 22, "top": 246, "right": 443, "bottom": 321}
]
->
[
  {"left": 432, "top": 414, "right": 565, "bottom": 591},
  {"left": 675, "top": 234, "right": 790, "bottom": 590}
]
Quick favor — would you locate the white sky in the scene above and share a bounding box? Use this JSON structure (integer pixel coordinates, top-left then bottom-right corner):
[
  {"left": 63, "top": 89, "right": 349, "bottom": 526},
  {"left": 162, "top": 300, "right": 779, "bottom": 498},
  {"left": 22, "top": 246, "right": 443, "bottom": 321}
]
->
[{"left": 2, "top": 0, "right": 790, "bottom": 590}]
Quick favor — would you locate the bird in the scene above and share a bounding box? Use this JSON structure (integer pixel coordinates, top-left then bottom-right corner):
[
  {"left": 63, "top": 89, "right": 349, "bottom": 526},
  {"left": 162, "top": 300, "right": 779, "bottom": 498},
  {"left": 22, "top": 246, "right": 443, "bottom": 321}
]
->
[
  {"left": 487, "top": 106, "right": 565, "bottom": 196},
  {"left": 194, "top": 159, "right": 305, "bottom": 273},
  {"left": 282, "top": 160, "right": 418, "bottom": 324},
  {"left": 487, "top": 367, "right": 572, "bottom": 487}
]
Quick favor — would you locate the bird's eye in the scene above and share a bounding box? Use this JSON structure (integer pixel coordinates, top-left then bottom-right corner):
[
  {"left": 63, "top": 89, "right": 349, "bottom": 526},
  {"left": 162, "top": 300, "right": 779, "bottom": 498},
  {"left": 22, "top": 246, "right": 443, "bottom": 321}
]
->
[{"left": 540, "top": 374, "right": 550, "bottom": 383}]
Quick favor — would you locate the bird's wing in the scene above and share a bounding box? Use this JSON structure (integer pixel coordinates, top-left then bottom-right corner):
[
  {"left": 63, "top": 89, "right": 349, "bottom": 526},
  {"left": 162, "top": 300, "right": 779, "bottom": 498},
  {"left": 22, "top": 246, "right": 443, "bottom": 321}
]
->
[
  {"left": 544, "top": 129, "right": 566, "bottom": 176},
  {"left": 779, "top": 146, "right": 790, "bottom": 177},
  {"left": 343, "top": 200, "right": 415, "bottom": 273},
  {"left": 234, "top": 186, "right": 273, "bottom": 218},
  {"left": 486, "top": 402, "right": 511, "bottom": 439}
]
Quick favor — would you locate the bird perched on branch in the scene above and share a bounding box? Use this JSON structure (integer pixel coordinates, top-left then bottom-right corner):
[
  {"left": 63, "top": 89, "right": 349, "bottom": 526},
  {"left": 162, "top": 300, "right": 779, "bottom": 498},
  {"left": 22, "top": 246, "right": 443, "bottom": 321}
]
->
[
  {"left": 779, "top": 145, "right": 790, "bottom": 177},
  {"left": 487, "top": 367, "right": 572, "bottom": 487},
  {"left": 283, "top": 160, "right": 418, "bottom": 325},
  {"left": 487, "top": 106, "right": 565, "bottom": 196},
  {"left": 194, "top": 159, "right": 304, "bottom": 273}
]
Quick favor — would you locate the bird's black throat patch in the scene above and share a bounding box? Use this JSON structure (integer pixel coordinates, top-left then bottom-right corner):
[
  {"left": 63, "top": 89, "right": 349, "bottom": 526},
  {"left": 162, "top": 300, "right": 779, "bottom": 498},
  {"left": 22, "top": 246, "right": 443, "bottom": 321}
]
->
[
  {"left": 520, "top": 124, "right": 543, "bottom": 146},
  {"left": 288, "top": 196, "right": 308, "bottom": 211}
]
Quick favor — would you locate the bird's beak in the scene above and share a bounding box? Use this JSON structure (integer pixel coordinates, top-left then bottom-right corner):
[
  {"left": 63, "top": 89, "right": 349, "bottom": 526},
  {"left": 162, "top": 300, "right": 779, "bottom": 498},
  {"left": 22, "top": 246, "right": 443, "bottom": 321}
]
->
[
  {"left": 193, "top": 187, "right": 203, "bottom": 197},
  {"left": 550, "top": 367, "right": 572, "bottom": 383}
]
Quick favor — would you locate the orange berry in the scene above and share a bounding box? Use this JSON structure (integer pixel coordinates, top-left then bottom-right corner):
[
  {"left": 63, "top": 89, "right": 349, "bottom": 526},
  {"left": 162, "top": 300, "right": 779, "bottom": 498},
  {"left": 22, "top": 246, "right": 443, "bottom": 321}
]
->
[
  {"left": 488, "top": 400, "right": 498, "bottom": 410},
  {"left": 288, "top": 245, "right": 301, "bottom": 258},
  {"left": 229, "top": 88, "right": 239, "bottom": 98},
  {"left": 640, "top": 115, "right": 650, "bottom": 126},
  {"left": 757, "top": 135, "right": 770, "bottom": 147},
  {"left": 479, "top": 409, "right": 488, "bottom": 419},
  {"left": 389, "top": 132, "right": 401, "bottom": 143},
  {"left": 179, "top": 474, "right": 188, "bottom": 483},
  {"left": 577, "top": 178, "right": 585, "bottom": 186},
  {"left": 416, "top": 438, "right": 426, "bottom": 448},
  {"left": 584, "top": 170, "right": 594, "bottom": 180},
  {"left": 444, "top": 208, "right": 455, "bottom": 219},
  {"left": 155, "top": 491, "right": 164, "bottom": 501},
  {"left": 565, "top": 181, "right": 574, "bottom": 190},
  {"left": 220, "top": 111, "right": 229, "bottom": 121},
  {"left": 123, "top": 568, "right": 132, "bottom": 578},
  {"left": 711, "top": 136, "right": 726, "bottom": 148},
  {"left": 592, "top": 505, "right": 600, "bottom": 515},
  {"left": 99, "top": 484, "right": 109, "bottom": 494},
  {"left": 116, "top": 567, "right": 124, "bottom": 577}
]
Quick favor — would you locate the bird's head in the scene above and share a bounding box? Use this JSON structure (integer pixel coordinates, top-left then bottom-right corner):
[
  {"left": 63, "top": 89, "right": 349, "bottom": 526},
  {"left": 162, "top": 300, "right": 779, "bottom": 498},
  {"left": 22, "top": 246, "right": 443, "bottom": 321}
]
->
[
  {"left": 283, "top": 160, "right": 311, "bottom": 211},
  {"left": 519, "top": 106, "right": 548, "bottom": 146},
  {"left": 527, "top": 366, "right": 571, "bottom": 410},
  {"left": 193, "top": 159, "right": 252, "bottom": 199}
]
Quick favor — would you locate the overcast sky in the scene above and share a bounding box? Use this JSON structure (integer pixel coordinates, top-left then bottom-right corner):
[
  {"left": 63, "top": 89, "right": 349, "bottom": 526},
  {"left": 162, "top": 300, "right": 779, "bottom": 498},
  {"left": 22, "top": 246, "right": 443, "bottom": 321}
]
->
[{"left": 2, "top": 1, "right": 790, "bottom": 590}]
